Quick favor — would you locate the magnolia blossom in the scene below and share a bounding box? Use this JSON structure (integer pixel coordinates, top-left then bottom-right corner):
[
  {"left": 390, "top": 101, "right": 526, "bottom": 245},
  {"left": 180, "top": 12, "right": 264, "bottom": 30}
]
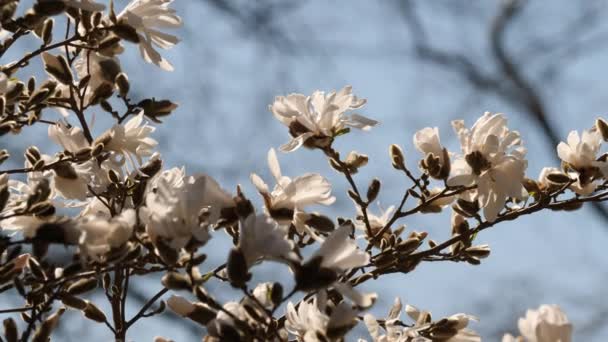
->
[
  {"left": 502, "top": 304, "right": 572, "bottom": 342},
  {"left": 251, "top": 148, "right": 335, "bottom": 222},
  {"left": 105, "top": 111, "right": 157, "bottom": 166},
  {"left": 557, "top": 129, "right": 608, "bottom": 186},
  {"left": 363, "top": 298, "right": 406, "bottom": 342},
  {"left": 270, "top": 86, "right": 377, "bottom": 152},
  {"left": 414, "top": 127, "right": 450, "bottom": 179},
  {"left": 403, "top": 304, "right": 480, "bottom": 342},
  {"left": 211, "top": 301, "right": 251, "bottom": 334},
  {"left": 310, "top": 223, "right": 369, "bottom": 273},
  {"left": 363, "top": 299, "right": 482, "bottom": 342},
  {"left": 285, "top": 294, "right": 358, "bottom": 341},
  {"left": 357, "top": 204, "right": 395, "bottom": 234},
  {"left": 49, "top": 122, "right": 125, "bottom": 195},
  {"left": 237, "top": 213, "right": 298, "bottom": 268},
  {"left": 50, "top": 161, "right": 96, "bottom": 201},
  {"left": 79, "top": 197, "right": 112, "bottom": 218},
  {"left": 48, "top": 122, "right": 89, "bottom": 153},
  {"left": 118, "top": 0, "right": 182, "bottom": 71},
  {"left": 297, "top": 224, "right": 377, "bottom": 308},
  {"left": 250, "top": 282, "right": 276, "bottom": 310},
  {"left": 22, "top": 127, "right": 101, "bottom": 201},
  {"left": 77, "top": 209, "right": 135, "bottom": 260},
  {"left": 141, "top": 172, "right": 234, "bottom": 250},
  {"left": 448, "top": 112, "right": 528, "bottom": 222},
  {"left": 147, "top": 166, "right": 185, "bottom": 191}
]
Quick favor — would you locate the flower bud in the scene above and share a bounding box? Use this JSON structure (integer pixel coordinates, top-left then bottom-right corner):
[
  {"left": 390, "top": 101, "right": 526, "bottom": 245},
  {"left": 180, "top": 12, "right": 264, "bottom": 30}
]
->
[
  {"left": 226, "top": 248, "right": 250, "bottom": 288},
  {"left": 390, "top": 144, "right": 405, "bottom": 170},
  {"left": 41, "top": 53, "right": 72, "bottom": 85},
  {"left": 111, "top": 23, "right": 140, "bottom": 43},
  {"left": 0, "top": 185, "right": 9, "bottom": 212},
  {"left": 395, "top": 237, "right": 421, "bottom": 255},
  {"left": 596, "top": 118, "right": 608, "bottom": 142},
  {"left": 344, "top": 151, "right": 368, "bottom": 174},
  {"left": 83, "top": 302, "right": 107, "bottom": 323},
  {"left": 41, "top": 18, "right": 54, "bottom": 45},
  {"left": 53, "top": 162, "right": 78, "bottom": 180},
  {"left": 167, "top": 295, "right": 195, "bottom": 316},
  {"left": 305, "top": 213, "right": 335, "bottom": 232},
  {"left": 3, "top": 317, "right": 18, "bottom": 342},
  {"left": 61, "top": 295, "right": 88, "bottom": 310},
  {"left": 0, "top": 149, "right": 9, "bottom": 165},
  {"left": 546, "top": 172, "right": 571, "bottom": 184},
  {"left": 67, "top": 277, "right": 98, "bottom": 295},
  {"left": 32, "top": 307, "right": 65, "bottom": 342},
  {"left": 270, "top": 282, "right": 283, "bottom": 307},
  {"left": 464, "top": 245, "right": 491, "bottom": 259},
  {"left": 161, "top": 272, "right": 192, "bottom": 291},
  {"left": 26, "top": 257, "right": 46, "bottom": 280},
  {"left": 115, "top": 73, "right": 130, "bottom": 97},
  {"left": 366, "top": 178, "right": 381, "bottom": 203}
]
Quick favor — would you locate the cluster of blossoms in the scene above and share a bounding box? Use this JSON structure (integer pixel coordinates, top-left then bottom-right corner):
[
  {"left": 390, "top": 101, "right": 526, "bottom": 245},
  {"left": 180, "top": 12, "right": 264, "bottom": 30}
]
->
[{"left": 0, "top": 0, "right": 605, "bottom": 341}]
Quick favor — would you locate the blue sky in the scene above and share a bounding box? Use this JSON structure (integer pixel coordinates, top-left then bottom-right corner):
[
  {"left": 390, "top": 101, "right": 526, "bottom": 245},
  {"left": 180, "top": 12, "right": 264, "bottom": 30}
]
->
[{"left": 3, "top": 0, "right": 608, "bottom": 340}]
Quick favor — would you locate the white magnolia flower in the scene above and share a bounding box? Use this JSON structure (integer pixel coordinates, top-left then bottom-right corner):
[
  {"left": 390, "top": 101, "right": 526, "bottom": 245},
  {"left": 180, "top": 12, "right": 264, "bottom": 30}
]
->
[
  {"left": 557, "top": 129, "right": 608, "bottom": 186},
  {"left": 146, "top": 166, "right": 185, "bottom": 192},
  {"left": 428, "top": 187, "right": 456, "bottom": 207},
  {"left": 48, "top": 121, "right": 90, "bottom": 153},
  {"left": 250, "top": 282, "right": 276, "bottom": 310},
  {"left": 297, "top": 224, "right": 376, "bottom": 308},
  {"left": 311, "top": 223, "right": 369, "bottom": 273},
  {"left": 405, "top": 304, "right": 480, "bottom": 342},
  {"left": 238, "top": 214, "right": 298, "bottom": 268},
  {"left": 363, "top": 298, "right": 404, "bottom": 342},
  {"left": 285, "top": 295, "right": 358, "bottom": 342},
  {"left": 105, "top": 111, "right": 157, "bottom": 166},
  {"left": 448, "top": 112, "right": 527, "bottom": 222},
  {"left": 251, "top": 148, "right": 335, "bottom": 222},
  {"left": 516, "top": 304, "right": 572, "bottom": 342},
  {"left": 79, "top": 197, "right": 112, "bottom": 219},
  {"left": 356, "top": 204, "right": 395, "bottom": 236},
  {"left": 270, "top": 86, "right": 378, "bottom": 152},
  {"left": 214, "top": 301, "right": 248, "bottom": 329},
  {"left": 51, "top": 161, "right": 95, "bottom": 201},
  {"left": 118, "top": 0, "right": 182, "bottom": 71},
  {"left": 141, "top": 172, "right": 233, "bottom": 249},
  {"left": 414, "top": 127, "right": 443, "bottom": 158},
  {"left": 77, "top": 209, "right": 135, "bottom": 260},
  {"left": 414, "top": 127, "right": 450, "bottom": 178}
]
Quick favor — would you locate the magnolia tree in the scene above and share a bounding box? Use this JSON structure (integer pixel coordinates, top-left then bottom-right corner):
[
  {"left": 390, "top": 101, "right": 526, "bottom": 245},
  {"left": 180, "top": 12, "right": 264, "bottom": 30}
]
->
[{"left": 0, "top": 1, "right": 602, "bottom": 341}]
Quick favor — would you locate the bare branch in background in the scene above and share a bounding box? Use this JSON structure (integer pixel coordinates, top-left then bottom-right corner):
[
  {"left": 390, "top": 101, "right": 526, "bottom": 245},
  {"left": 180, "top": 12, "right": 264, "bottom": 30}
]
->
[
  {"left": 203, "top": 0, "right": 304, "bottom": 53},
  {"left": 398, "top": 0, "right": 608, "bottom": 220}
]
